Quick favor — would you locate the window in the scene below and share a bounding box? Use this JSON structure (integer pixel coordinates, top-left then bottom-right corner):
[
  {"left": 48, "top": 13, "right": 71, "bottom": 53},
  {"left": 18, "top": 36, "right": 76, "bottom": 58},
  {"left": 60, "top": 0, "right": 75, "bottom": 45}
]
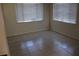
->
[
  {"left": 53, "top": 3, "right": 77, "bottom": 24},
  {"left": 16, "top": 3, "right": 43, "bottom": 23}
]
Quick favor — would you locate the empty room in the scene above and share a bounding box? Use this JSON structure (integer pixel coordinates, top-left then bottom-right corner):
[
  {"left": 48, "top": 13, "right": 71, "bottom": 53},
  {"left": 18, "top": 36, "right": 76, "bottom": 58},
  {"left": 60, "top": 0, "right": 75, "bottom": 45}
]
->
[{"left": 0, "top": 3, "right": 79, "bottom": 56}]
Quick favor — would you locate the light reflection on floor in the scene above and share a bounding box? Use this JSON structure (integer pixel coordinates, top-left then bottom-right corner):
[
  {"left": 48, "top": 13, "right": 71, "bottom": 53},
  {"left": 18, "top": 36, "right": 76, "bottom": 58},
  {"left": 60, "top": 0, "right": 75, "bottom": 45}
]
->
[
  {"left": 21, "top": 37, "right": 44, "bottom": 55},
  {"left": 54, "top": 39, "right": 73, "bottom": 54}
]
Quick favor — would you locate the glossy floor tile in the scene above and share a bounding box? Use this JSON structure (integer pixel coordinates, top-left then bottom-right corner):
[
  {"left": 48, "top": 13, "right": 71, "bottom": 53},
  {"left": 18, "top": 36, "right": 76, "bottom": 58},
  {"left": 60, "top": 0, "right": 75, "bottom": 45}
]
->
[{"left": 7, "top": 31, "right": 79, "bottom": 56}]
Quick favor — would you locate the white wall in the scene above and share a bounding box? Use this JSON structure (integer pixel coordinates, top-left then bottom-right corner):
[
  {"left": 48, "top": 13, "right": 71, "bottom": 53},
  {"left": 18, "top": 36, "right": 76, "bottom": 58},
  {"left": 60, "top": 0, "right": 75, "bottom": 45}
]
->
[
  {"left": 2, "top": 4, "right": 50, "bottom": 37},
  {"left": 50, "top": 4, "right": 79, "bottom": 40},
  {"left": 0, "top": 4, "right": 9, "bottom": 55}
]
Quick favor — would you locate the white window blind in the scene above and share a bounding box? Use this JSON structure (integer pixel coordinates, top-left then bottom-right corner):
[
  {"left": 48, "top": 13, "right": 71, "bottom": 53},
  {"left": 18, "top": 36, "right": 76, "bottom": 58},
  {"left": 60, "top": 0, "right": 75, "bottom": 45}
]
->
[
  {"left": 16, "top": 3, "right": 43, "bottom": 23},
  {"left": 53, "top": 3, "right": 77, "bottom": 24}
]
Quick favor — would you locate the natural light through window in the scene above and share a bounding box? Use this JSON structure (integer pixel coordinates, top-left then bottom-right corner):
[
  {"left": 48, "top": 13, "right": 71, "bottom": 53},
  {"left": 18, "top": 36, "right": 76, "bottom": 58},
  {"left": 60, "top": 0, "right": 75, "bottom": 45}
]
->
[
  {"left": 53, "top": 3, "right": 77, "bottom": 24},
  {"left": 16, "top": 3, "right": 43, "bottom": 23}
]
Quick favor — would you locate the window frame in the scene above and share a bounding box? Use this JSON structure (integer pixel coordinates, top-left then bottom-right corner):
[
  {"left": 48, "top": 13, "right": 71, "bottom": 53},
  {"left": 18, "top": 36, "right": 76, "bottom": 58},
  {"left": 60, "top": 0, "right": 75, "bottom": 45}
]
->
[
  {"left": 16, "top": 3, "right": 44, "bottom": 23},
  {"left": 53, "top": 3, "right": 77, "bottom": 24}
]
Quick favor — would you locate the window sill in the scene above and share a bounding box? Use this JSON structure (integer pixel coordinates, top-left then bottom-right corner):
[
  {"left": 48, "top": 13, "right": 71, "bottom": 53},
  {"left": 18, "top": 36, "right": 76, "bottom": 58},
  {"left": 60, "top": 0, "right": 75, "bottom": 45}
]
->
[
  {"left": 53, "top": 19, "right": 76, "bottom": 24},
  {"left": 16, "top": 19, "right": 43, "bottom": 23}
]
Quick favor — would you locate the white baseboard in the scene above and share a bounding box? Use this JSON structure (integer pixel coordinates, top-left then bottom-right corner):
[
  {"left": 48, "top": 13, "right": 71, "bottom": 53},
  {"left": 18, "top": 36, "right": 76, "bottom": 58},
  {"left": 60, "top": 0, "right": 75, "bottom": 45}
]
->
[
  {"left": 7, "top": 28, "right": 48, "bottom": 37},
  {"left": 52, "top": 30, "right": 79, "bottom": 40}
]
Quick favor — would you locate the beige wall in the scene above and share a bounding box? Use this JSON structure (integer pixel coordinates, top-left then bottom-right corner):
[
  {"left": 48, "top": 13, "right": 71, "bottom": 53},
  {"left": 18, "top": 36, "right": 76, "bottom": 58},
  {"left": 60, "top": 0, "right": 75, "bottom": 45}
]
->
[
  {"left": 51, "top": 21, "right": 79, "bottom": 40},
  {"left": 2, "top": 4, "right": 50, "bottom": 37},
  {"left": 0, "top": 4, "right": 9, "bottom": 55},
  {"left": 51, "top": 4, "right": 79, "bottom": 40}
]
